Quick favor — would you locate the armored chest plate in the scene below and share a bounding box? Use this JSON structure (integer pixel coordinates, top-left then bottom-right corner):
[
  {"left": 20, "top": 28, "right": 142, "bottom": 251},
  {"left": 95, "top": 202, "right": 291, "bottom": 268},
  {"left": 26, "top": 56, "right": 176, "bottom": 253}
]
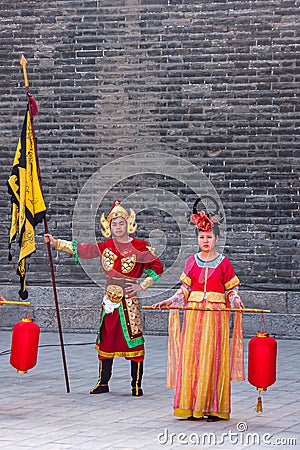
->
[
  {"left": 121, "top": 254, "right": 136, "bottom": 273},
  {"left": 102, "top": 248, "right": 117, "bottom": 271}
]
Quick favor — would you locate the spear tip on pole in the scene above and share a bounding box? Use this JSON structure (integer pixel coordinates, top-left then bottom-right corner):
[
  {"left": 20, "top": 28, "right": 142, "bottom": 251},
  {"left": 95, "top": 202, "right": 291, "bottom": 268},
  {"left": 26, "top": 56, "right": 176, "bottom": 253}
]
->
[
  {"left": 20, "top": 55, "right": 29, "bottom": 90},
  {"left": 20, "top": 54, "right": 27, "bottom": 66}
]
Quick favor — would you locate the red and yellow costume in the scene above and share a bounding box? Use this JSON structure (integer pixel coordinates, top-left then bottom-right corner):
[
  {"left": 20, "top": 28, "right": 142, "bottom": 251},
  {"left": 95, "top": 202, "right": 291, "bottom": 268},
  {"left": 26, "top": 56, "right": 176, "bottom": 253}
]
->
[
  {"left": 73, "top": 237, "right": 163, "bottom": 361},
  {"left": 55, "top": 200, "right": 163, "bottom": 395},
  {"left": 173, "top": 254, "right": 241, "bottom": 419},
  {"left": 167, "top": 205, "right": 244, "bottom": 419}
]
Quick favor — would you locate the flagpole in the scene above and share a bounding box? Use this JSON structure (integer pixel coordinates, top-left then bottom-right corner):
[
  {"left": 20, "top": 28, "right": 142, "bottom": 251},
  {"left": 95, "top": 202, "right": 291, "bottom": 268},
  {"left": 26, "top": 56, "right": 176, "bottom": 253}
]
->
[{"left": 20, "top": 55, "right": 70, "bottom": 393}]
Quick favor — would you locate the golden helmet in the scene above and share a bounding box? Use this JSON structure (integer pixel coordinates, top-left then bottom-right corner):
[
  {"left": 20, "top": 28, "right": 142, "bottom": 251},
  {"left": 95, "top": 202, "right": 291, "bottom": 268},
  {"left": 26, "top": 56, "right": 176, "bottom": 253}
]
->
[{"left": 100, "top": 200, "right": 137, "bottom": 238}]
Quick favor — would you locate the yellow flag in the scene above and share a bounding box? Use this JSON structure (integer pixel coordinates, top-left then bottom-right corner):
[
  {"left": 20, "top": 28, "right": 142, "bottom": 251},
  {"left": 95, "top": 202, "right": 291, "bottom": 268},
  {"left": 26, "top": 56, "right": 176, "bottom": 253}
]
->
[{"left": 7, "top": 108, "right": 46, "bottom": 299}]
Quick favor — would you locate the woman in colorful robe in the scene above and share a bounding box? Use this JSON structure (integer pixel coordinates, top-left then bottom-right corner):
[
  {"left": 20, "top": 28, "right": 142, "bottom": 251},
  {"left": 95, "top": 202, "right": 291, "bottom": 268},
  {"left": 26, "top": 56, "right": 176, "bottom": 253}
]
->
[
  {"left": 154, "top": 201, "right": 244, "bottom": 421},
  {"left": 44, "top": 200, "right": 163, "bottom": 396}
]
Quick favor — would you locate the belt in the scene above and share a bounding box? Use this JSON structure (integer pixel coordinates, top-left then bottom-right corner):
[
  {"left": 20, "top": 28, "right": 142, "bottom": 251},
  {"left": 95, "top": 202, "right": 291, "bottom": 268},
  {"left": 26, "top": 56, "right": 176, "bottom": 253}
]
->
[{"left": 105, "top": 277, "right": 136, "bottom": 303}]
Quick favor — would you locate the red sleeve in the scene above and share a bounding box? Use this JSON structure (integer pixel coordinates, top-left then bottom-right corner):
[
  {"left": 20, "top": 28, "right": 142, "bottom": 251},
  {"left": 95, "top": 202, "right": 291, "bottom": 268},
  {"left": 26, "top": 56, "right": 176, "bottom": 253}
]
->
[
  {"left": 179, "top": 255, "right": 195, "bottom": 286},
  {"left": 222, "top": 257, "right": 240, "bottom": 290},
  {"left": 77, "top": 243, "right": 101, "bottom": 259},
  {"left": 144, "top": 254, "right": 164, "bottom": 276},
  {"left": 133, "top": 238, "right": 164, "bottom": 276}
]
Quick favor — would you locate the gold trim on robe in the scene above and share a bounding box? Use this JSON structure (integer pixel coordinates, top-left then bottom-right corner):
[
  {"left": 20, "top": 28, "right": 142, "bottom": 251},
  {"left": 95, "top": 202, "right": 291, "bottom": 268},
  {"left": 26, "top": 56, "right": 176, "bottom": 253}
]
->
[
  {"left": 224, "top": 275, "right": 240, "bottom": 291},
  {"left": 139, "top": 276, "right": 155, "bottom": 290},
  {"left": 55, "top": 239, "right": 74, "bottom": 255},
  {"left": 188, "top": 291, "right": 226, "bottom": 303},
  {"left": 95, "top": 348, "right": 144, "bottom": 358},
  {"left": 179, "top": 273, "right": 191, "bottom": 286}
]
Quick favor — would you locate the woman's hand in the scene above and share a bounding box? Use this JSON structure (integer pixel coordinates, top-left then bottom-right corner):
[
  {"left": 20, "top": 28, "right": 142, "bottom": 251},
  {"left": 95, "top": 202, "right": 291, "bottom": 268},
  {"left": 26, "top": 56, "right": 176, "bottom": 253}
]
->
[
  {"left": 125, "top": 283, "right": 142, "bottom": 297},
  {"left": 152, "top": 299, "right": 172, "bottom": 309},
  {"left": 228, "top": 289, "right": 244, "bottom": 309},
  {"left": 233, "top": 296, "right": 244, "bottom": 309},
  {"left": 44, "top": 233, "right": 57, "bottom": 247}
]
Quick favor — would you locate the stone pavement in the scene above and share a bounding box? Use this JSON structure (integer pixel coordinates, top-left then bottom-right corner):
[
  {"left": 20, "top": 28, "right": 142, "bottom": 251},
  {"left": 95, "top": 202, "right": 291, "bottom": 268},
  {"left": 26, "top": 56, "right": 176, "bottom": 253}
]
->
[{"left": 0, "top": 330, "right": 299, "bottom": 450}]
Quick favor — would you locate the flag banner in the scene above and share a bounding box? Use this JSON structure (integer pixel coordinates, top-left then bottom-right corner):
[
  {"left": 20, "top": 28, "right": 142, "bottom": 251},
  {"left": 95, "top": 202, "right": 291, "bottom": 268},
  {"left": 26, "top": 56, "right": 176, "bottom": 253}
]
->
[{"left": 7, "top": 105, "right": 46, "bottom": 299}]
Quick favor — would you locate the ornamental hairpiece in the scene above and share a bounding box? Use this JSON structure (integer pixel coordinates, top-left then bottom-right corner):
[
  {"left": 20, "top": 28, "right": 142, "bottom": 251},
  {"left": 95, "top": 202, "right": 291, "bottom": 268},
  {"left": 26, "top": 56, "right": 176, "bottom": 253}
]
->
[
  {"left": 190, "top": 196, "right": 223, "bottom": 231},
  {"left": 191, "top": 210, "right": 216, "bottom": 232}
]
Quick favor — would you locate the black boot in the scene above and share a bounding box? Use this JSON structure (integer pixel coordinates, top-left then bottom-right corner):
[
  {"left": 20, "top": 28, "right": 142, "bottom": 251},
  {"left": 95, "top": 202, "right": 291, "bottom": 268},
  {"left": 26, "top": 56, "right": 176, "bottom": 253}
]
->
[
  {"left": 90, "top": 358, "right": 113, "bottom": 394},
  {"left": 131, "top": 360, "right": 143, "bottom": 396}
]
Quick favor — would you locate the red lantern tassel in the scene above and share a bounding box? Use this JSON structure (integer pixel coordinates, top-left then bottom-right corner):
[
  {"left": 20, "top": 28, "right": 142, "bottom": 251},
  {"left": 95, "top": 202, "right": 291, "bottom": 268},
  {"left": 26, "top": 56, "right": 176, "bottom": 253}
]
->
[{"left": 255, "top": 395, "right": 263, "bottom": 413}]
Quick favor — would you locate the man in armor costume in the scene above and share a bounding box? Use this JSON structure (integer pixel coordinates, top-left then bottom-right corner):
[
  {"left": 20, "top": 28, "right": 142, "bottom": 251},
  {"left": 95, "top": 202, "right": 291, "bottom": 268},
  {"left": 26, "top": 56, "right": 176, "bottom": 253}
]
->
[{"left": 44, "top": 200, "right": 163, "bottom": 396}]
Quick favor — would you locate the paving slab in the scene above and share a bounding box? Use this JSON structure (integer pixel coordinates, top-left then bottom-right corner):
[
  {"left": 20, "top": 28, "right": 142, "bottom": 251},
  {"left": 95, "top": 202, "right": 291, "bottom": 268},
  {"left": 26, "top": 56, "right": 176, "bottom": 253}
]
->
[{"left": 0, "top": 330, "right": 299, "bottom": 449}]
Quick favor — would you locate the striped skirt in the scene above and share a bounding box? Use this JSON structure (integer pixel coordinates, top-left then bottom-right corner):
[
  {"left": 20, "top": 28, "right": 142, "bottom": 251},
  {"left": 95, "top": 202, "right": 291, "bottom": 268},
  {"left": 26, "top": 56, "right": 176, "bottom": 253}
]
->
[{"left": 174, "top": 300, "right": 231, "bottom": 419}]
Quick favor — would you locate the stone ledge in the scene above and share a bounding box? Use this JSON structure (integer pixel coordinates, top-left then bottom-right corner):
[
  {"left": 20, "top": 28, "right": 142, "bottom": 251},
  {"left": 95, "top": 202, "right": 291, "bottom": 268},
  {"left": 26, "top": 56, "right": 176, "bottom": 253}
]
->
[{"left": 0, "top": 284, "right": 299, "bottom": 338}]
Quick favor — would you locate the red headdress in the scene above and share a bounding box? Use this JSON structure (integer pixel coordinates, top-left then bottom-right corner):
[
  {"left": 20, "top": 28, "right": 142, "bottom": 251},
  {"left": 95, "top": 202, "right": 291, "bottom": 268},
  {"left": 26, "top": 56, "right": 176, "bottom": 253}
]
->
[
  {"left": 191, "top": 210, "right": 217, "bottom": 231},
  {"left": 190, "top": 196, "right": 223, "bottom": 231}
]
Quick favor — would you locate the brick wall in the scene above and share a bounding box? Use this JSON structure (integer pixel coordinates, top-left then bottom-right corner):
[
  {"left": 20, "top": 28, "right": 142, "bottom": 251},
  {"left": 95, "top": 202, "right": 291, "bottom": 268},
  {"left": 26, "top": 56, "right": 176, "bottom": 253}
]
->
[{"left": 0, "top": 0, "right": 299, "bottom": 336}]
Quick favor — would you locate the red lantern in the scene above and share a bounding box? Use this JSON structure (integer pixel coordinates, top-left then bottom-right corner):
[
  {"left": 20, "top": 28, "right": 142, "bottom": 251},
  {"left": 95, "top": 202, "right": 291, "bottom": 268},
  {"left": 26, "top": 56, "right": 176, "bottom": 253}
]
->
[
  {"left": 248, "top": 331, "right": 277, "bottom": 412},
  {"left": 10, "top": 318, "right": 40, "bottom": 374}
]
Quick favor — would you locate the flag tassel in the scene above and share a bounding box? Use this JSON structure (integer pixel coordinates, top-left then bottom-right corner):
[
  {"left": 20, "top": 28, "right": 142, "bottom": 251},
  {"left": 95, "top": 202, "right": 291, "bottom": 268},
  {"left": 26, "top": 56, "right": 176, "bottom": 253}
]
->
[{"left": 8, "top": 243, "right": 13, "bottom": 261}]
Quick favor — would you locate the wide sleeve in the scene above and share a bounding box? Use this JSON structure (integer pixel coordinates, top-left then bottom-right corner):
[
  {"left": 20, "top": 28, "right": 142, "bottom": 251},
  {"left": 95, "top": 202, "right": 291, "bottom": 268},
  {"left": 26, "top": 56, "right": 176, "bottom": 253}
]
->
[
  {"left": 55, "top": 239, "right": 101, "bottom": 262},
  {"left": 179, "top": 255, "right": 195, "bottom": 287},
  {"left": 141, "top": 242, "right": 163, "bottom": 277},
  {"left": 137, "top": 240, "right": 163, "bottom": 290},
  {"left": 77, "top": 242, "right": 101, "bottom": 259},
  {"left": 223, "top": 257, "right": 240, "bottom": 291}
]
